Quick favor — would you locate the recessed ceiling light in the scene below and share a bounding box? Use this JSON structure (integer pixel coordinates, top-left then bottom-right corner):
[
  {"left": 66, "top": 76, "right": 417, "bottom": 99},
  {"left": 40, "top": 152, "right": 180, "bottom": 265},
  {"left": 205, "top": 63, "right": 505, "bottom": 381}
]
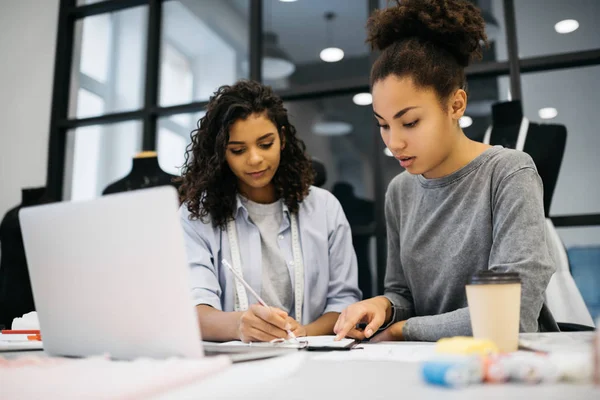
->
[
  {"left": 384, "top": 148, "right": 393, "bottom": 157},
  {"left": 538, "top": 107, "right": 558, "bottom": 119},
  {"left": 313, "top": 121, "right": 352, "bottom": 136},
  {"left": 459, "top": 115, "right": 473, "bottom": 128},
  {"left": 280, "top": 0, "right": 297, "bottom": 2},
  {"left": 320, "top": 47, "right": 344, "bottom": 62},
  {"left": 555, "top": 19, "right": 579, "bottom": 34},
  {"left": 353, "top": 93, "right": 372, "bottom": 106}
]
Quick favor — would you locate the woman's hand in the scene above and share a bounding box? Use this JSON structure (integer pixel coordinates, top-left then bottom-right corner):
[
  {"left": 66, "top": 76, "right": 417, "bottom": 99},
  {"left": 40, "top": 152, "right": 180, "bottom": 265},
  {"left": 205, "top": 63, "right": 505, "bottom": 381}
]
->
[
  {"left": 369, "top": 320, "right": 406, "bottom": 342},
  {"left": 285, "top": 317, "right": 308, "bottom": 338},
  {"left": 333, "top": 296, "right": 392, "bottom": 340},
  {"left": 237, "top": 304, "right": 292, "bottom": 342}
]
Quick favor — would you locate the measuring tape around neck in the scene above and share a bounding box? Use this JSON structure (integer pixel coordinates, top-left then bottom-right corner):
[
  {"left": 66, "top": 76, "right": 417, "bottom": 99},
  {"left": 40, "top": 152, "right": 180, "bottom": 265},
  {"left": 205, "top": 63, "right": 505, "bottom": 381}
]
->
[{"left": 226, "top": 213, "right": 304, "bottom": 323}]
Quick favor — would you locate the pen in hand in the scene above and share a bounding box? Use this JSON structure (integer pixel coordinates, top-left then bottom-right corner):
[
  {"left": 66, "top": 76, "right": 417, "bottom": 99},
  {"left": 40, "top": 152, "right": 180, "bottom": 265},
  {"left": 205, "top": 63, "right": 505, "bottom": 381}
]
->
[{"left": 221, "top": 259, "right": 297, "bottom": 341}]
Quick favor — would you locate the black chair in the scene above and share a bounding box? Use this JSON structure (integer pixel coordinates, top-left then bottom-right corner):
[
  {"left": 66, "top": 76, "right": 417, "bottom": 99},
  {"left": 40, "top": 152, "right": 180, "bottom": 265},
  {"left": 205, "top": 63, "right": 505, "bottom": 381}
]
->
[{"left": 311, "top": 158, "right": 327, "bottom": 187}]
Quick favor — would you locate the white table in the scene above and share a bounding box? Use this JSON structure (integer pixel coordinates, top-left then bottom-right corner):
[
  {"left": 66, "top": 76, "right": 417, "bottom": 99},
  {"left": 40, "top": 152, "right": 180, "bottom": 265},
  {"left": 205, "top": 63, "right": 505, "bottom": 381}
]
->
[
  {"left": 3, "top": 333, "right": 599, "bottom": 400},
  {"left": 161, "top": 335, "right": 599, "bottom": 400},
  {"left": 186, "top": 359, "right": 598, "bottom": 400}
]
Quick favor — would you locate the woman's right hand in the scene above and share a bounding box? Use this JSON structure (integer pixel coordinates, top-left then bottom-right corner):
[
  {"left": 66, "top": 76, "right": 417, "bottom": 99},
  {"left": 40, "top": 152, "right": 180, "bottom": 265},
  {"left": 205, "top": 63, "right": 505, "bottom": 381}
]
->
[
  {"left": 333, "top": 296, "right": 392, "bottom": 341},
  {"left": 237, "top": 304, "right": 292, "bottom": 343}
]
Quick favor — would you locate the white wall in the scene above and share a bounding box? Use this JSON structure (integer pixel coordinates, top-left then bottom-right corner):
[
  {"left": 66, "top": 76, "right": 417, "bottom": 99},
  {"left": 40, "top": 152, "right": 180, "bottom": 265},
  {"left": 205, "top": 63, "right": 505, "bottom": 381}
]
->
[{"left": 0, "top": 0, "right": 59, "bottom": 218}]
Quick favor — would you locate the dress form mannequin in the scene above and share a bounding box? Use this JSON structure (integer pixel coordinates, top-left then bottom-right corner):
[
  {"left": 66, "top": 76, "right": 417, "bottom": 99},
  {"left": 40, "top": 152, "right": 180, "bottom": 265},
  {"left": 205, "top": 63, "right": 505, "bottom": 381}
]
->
[
  {"left": 102, "top": 151, "right": 180, "bottom": 195},
  {"left": 484, "top": 101, "right": 593, "bottom": 328},
  {"left": 483, "top": 100, "right": 526, "bottom": 150},
  {"left": 484, "top": 100, "right": 567, "bottom": 216},
  {"left": 0, "top": 187, "right": 53, "bottom": 328}
]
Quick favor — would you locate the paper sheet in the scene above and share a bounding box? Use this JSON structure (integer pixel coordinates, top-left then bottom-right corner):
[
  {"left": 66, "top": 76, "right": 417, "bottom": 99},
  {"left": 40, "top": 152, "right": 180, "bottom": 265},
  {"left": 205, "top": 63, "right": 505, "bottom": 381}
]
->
[
  {"left": 216, "top": 341, "right": 248, "bottom": 346},
  {"left": 10, "top": 311, "right": 40, "bottom": 330},
  {"left": 216, "top": 335, "right": 354, "bottom": 348},
  {"left": 312, "top": 343, "right": 436, "bottom": 362},
  {"left": 302, "top": 335, "right": 355, "bottom": 348},
  {"left": 519, "top": 332, "right": 595, "bottom": 353}
]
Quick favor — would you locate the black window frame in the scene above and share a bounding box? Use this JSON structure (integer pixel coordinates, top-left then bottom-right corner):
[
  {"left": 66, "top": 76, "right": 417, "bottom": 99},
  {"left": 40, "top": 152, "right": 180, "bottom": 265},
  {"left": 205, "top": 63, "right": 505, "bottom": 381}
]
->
[{"left": 47, "top": 0, "right": 600, "bottom": 293}]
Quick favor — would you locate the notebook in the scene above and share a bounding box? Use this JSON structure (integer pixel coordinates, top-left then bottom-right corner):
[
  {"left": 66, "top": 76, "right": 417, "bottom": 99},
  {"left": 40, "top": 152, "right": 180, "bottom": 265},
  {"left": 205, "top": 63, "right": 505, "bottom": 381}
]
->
[
  {"left": 216, "top": 335, "right": 358, "bottom": 350},
  {"left": 0, "top": 341, "right": 43, "bottom": 352}
]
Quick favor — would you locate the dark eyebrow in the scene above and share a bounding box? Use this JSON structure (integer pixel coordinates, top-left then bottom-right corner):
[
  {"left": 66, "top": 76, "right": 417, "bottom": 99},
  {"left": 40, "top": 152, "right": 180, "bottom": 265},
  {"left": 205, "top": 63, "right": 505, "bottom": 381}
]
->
[
  {"left": 373, "top": 106, "right": 420, "bottom": 121},
  {"left": 228, "top": 132, "right": 275, "bottom": 145}
]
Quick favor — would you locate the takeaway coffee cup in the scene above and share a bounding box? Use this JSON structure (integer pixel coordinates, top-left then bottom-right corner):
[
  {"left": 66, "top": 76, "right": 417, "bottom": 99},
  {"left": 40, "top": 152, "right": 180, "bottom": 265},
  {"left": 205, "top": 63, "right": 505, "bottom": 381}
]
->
[{"left": 466, "top": 271, "right": 522, "bottom": 353}]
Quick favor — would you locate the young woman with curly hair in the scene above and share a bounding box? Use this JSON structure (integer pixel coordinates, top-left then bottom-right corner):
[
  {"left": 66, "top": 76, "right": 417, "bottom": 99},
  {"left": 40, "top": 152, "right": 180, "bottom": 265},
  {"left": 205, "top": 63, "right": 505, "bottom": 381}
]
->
[
  {"left": 179, "top": 80, "right": 361, "bottom": 343},
  {"left": 334, "top": 0, "right": 555, "bottom": 342}
]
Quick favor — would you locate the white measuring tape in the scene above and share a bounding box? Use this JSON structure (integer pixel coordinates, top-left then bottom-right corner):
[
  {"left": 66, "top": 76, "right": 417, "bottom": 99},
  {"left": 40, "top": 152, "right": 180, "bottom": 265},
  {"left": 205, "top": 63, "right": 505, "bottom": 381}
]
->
[
  {"left": 483, "top": 117, "right": 530, "bottom": 151},
  {"left": 226, "top": 213, "right": 304, "bottom": 323}
]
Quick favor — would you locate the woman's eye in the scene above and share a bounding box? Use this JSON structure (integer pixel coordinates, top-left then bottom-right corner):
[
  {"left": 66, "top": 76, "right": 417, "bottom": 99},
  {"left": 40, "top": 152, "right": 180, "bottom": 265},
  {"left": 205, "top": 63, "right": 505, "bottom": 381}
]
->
[
  {"left": 259, "top": 142, "right": 274, "bottom": 149},
  {"left": 376, "top": 122, "right": 389, "bottom": 130},
  {"left": 230, "top": 148, "right": 244, "bottom": 155},
  {"left": 403, "top": 120, "right": 419, "bottom": 128}
]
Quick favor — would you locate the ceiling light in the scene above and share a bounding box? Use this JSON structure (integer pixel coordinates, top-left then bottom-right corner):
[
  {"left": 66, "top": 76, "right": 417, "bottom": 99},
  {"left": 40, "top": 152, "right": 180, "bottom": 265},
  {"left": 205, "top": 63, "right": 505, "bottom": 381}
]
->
[
  {"left": 384, "top": 148, "right": 393, "bottom": 157},
  {"left": 320, "top": 47, "right": 344, "bottom": 63},
  {"left": 555, "top": 19, "right": 579, "bottom": 34},
  {"left": 262, "top": 32, "right": 295, "bottom": 80},
  {"left": 313, "top": 111, "right": 352, "bottom": 136},
  {"left": 280, "top": 0, "right": 297, "bottom": 2},
  {"left": 538, "top": 107, "right": 558, "bottom": 119},
  {"left": 353, "top": 93, "right": 372, "bottom": 106},
  {"left": 459, "top": 116, "right": 473, "bottom": 128},
  {"left": 241, "top": 32, "right": 295, "bottom": 80},
  {"left": 320, "top": 12, "right": 344, "bottom": 63},
  {"left": 313, "top": 120, "right": 352, "bottom": 136}
]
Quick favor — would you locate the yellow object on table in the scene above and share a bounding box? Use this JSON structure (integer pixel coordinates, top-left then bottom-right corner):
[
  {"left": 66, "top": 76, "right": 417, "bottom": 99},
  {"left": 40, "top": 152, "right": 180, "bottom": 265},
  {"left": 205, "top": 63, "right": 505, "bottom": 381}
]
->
[{"left": 436, "top": 337, "right": 499, "bottom": 356}]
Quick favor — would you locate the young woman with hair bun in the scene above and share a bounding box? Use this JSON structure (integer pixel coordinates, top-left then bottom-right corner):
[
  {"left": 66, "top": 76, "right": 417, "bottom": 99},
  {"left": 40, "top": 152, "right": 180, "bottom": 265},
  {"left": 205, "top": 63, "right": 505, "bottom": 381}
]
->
[{"left": 334, "top": 0, "right": 555, "bottom": 342}]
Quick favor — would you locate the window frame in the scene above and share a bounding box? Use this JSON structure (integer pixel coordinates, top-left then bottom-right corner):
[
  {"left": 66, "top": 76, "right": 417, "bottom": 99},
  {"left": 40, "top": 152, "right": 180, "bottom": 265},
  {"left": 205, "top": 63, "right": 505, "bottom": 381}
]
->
[{"left": 47, "top": 0, "right": 600, "bottom": 294}]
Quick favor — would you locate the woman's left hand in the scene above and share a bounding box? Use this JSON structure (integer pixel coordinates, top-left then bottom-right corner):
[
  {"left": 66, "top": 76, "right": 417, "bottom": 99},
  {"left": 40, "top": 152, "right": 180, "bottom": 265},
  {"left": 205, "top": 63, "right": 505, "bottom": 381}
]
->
[
  {"left": 286, "top": 317, "right": 307, "bottom": 338},
  {"left": 369, "top": 320, "right": 406, "bottom": 343}
]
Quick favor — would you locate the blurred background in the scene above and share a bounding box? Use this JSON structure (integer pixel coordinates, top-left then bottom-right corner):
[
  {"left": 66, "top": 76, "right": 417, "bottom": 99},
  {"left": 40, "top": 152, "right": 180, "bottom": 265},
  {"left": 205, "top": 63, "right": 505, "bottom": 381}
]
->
[{"left": 1, "top": 0, "right": 599, "bottom": 321}]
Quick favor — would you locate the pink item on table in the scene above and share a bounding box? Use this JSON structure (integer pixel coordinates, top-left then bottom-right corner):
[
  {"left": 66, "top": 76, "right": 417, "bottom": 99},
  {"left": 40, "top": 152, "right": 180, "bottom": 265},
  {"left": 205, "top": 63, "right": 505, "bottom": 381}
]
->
[{"left": 0, "top": 354, "right": 231, "bottom": 399}]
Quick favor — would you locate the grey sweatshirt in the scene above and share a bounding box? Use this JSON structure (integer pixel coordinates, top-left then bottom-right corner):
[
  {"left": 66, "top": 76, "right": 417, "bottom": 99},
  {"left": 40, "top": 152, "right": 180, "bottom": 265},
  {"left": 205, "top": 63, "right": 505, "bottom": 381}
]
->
[{"left": 383, "top": 146, "right": 555, "bottom": 341}]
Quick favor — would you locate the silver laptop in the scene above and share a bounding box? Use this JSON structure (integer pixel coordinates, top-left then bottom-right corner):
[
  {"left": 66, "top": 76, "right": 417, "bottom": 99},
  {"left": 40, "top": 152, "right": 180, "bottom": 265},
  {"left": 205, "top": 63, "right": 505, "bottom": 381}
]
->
[{"left": 19, "top": 186, "right": 294, "bottom": 361}]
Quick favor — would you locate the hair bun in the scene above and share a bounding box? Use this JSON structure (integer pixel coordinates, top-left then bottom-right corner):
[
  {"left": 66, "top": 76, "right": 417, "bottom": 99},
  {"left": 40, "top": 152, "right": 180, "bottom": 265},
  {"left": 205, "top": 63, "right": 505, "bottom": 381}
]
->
[{"left": 367, "top": 0, "right": 487, "bottom": 67}]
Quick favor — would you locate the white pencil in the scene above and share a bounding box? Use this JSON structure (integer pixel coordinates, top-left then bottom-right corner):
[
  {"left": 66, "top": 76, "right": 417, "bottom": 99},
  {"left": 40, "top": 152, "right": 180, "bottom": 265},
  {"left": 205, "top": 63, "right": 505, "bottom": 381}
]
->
[{"left": 221, "top": 259, "right": 297, "bottom": 340}]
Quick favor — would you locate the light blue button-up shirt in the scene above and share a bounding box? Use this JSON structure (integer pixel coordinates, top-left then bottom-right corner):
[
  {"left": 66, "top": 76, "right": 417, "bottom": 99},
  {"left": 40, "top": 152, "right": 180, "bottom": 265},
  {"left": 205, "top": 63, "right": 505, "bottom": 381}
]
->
[{"left": 179, "top": 186, "right": 362, "bottom": 325}]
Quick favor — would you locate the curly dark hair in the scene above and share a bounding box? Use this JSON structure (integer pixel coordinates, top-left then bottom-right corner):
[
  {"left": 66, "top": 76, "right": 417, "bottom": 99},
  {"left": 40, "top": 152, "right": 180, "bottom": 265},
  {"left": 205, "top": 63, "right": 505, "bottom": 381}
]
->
[
  {"left": 368, "top": 0, "right": 488, "bottom": 103},
  {"left": 178, "top": 80, "right": 314, "bottom": 227}
]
